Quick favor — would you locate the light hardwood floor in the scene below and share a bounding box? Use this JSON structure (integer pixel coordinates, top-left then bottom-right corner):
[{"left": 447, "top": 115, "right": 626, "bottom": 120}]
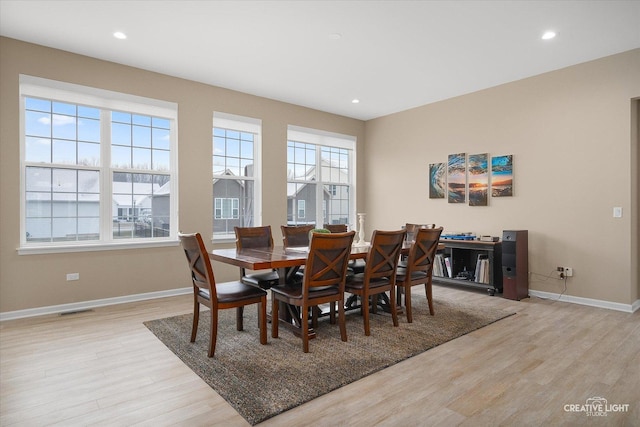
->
[{"left": 1, "top": 286, "right": 638, "bottom": 426}]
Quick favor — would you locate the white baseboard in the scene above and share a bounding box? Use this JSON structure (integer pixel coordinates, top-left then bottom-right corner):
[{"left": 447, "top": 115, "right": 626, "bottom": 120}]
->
[
  {"left": 529, "top": 290, "right": 639, "bottom": 313},
  {"left": 0, "top": 287, "right": 192, "bottom": 321}
]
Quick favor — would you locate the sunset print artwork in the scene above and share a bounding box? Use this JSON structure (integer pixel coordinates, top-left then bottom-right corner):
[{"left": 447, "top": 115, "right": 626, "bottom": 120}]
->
[
  {"left": 468, "top": 153, "right": 488, "bottom": 206},
  {"left": 447, "top": 153, "right": 466, "bottom": 203},
  {"left": 491, "top": 155, "right": 513, "bottom": 197},
  {"left": 429, "top": 163, "right": 446, "bottom": 199}
]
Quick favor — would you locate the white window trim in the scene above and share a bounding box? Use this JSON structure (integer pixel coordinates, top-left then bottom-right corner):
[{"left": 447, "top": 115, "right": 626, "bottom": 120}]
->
[
  {"left": 287, "top": 125, "right": 356, "bottom": 228},
  {"left": 213, "top": 112, "right": 262, "bottom": 241},
  {"left": 18, "top": 75, "right": 179, "bottom": 254}
]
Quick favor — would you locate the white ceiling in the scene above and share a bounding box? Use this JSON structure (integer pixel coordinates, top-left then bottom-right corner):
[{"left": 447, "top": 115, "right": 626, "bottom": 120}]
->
[{"left": 1, "top": 0, "right": 639, "bottom": 120}]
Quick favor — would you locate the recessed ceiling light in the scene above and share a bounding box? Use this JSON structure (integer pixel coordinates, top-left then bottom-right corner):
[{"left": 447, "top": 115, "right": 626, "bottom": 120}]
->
[
  {"left": 541, "top": 31, "right": 556, "bottom": 40},
  {"left": 329, "top": 33, "right": 342, "bottom": 40},
  {"left": 113, "top": 31, "right": 127, "bottom": 40},
  {"left": 351, "top": 99, "right": 360, "bottom": 104}
]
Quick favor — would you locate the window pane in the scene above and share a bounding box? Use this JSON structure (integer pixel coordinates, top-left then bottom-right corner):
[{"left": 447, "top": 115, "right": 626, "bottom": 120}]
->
[
  {"left": 78, "top": 170, "right": 100, "bottom": 193},
  {"left": 112, "top": 111, "right": 131, "bottom": 123},
  {"left": 112, "top": 145, "right": 131, "bottom": 168},
  {"left": 152, "top": 149, "right": 170, "bottom": 171},
  {"left": 111, "top": 122, "right": 131, "bottom": 146},
  {"left": 78, "top": 105, "right": 100, "bottom": 119},
  {"left": 52, "top": 169, "right": 77, "bottom": 193},
  {"left": 52, "top": 217, "right": 76, "bottom": 241},
  {"left": 26, "top": 218, "right": 51, "bottom": 242},
  {"left": 26, "top": 98, "right": 51, "bottom": 112},
  {"left": 132, "top": 125, "right": 151, "bottom": 147},
  {"left": 53, "top": 102, "right": 76, "bottom": 116},
  {"left": 52, "top": 139, "right": 76, "bottom": 164},
  {"left": 152, "top": 127, "right": 170, "bottom": 150},
  {"left": 133, "top": 147, "right": 151, "bottom": 169},
  {"left": 26, "top": 167, "right": 51, "bottom": 192},
  {"left": 78, "top": 142, "right": 100, "bottom": 166},
  {"left": 78, "top": 217, "right": 99, "bottom": 240},
  {"left": 78, "top": 118, "right": 100, "bottom": 142},
  {"left": 132, "top": 114, "right": 151, "bottom": 126},
  {"left": 51, "top": 114, "right": 77, "bottom": 140},
  {"left": 25, "top": 137, "right": 52, "bottom": 163},
  {"left": 52, "top": 193, "right": 76, "bottom": 217},
  {"left": 25, "top": 110, "right": 51, "bottom": 138},
  {"left": 26, "top": 192, "right": 51, "bottom": 217}
]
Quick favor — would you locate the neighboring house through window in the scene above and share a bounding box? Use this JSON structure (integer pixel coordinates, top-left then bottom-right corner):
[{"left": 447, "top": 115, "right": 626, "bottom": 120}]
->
[
  {"left": 286, "top": 125, "right": 356, "bottom": 227},
  {"left": 213, "top": 112, "right": 261, "bottom": 240},
  {"left": 19, "top": 75, "right": 178, "bottom": 253}
]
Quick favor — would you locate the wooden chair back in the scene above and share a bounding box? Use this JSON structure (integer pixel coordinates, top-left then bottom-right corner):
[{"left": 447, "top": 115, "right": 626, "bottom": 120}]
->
[
  {"left": 179, "top": 232, "right": 217, "bottom": 306},
  {"left": 234, "top": 226, "right": 274, "bottom": 249},
  {"left": 405, "top": 223, "right": 436, "bottom": 242},
  {"left": 365, "top": 229, "right": 406, "bottom": 281},
  {"left": 303, "top": 231, "right": 356, "bottom": 296},
  {"left": 324, "top": 223, "right": 348, "bottom": 233},
  {"left": 406, "top": 227, "right": 443, "bottom": 275},
  {"left": 281, "top": 224, "right": 314, "bottom": 247}
]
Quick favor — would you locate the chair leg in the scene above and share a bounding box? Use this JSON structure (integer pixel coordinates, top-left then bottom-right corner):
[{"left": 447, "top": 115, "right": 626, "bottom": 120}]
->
[
  {"left": 259, "top": 297, "right": 267, "bottom": 345},
  {"left": 362, "top": 293, "right": 371, "bottom": 336},
  {"left": 338, "top": 299, "right": 347, "bottom": 342},
  {"left": 271, "top": 298, "right": 279, "bottom": 338},
  {"left": 389, "top": 287, "right": 399, "bottom": 327},
  {"left": 236, "top": 306, "right": 244, "bottom": 331},
  {"left": 426, "top": 280, "right": 434, "bottom": 315},
  {"left": 302, "top": 304, "right": 310, "bottom": 353},
  {"left": 208, "top": 308, "right": 218, "bottom": 357},
  {"left": 311, "top": 306, "right": 319, "bottom": 329},
  {"left": 329, "top": 301, "right": 336, "bottom": 324},
  {"left": 405, "top": 285, "right": 413, "bottom": 323},
  {"left": 191, "top": 299, "right": 199, "bottom": 342}
]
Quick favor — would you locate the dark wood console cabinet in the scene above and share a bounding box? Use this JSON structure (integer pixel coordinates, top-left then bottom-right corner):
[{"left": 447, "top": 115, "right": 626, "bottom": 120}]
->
[{"left": 432, "top": 239, "right": 503, "bottom": 295}]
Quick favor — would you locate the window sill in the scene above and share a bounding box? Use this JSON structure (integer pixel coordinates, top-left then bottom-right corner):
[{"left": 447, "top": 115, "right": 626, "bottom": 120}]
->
[{"left": 17, "top": 239, "right": 179, "bottom": 255}]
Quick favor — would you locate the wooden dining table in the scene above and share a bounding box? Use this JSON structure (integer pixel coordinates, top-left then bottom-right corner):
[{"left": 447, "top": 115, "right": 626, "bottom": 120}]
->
[
  {"left": 210, "top": 244, "right": 371, "bottom": 339},
  {"left": 209, "top": 242, "right": 444, "bottom": 339}
]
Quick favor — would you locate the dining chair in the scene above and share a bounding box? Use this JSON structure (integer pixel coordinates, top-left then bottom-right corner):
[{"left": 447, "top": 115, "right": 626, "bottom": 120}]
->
[
  {"left": 178, "top": 232, "right": 267, "bottom": 357},
  {"left": 234, "top": 226, "right": 280, "bottom": 289},
  {"left": 281, "top": 224, "right": 314, "bottom": 247},
  {"left": 323, "top": 223, "right": 348, "bottom": 233},
  {"left": 396, "top": 226, "right": 443, "bottom": 322},
  {"left": 344, "top": 229, "right": 406, "bottom": 336},
  {"left": 325, "top": 223, "right": 364, "bottom": 275},
  {"left": 271, "top": 231, "right": 356, "bottom": 353}
]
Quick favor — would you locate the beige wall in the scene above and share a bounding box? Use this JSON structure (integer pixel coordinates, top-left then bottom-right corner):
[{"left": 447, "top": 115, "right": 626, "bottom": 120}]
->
[
  {"left": 364, "top": 49, "right": 640, "bottom": 305},
  {"left": 0, "top": 37, "right": 365, "bottom": 313}
]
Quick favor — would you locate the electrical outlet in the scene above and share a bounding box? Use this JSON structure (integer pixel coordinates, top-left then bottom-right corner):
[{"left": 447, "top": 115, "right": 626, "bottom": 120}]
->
[
  {"left": 556, "top": 267, "right": 573, "bottom": 278},
  {"left": 66, "top": 273, "right": 79, "bottom": 281}
]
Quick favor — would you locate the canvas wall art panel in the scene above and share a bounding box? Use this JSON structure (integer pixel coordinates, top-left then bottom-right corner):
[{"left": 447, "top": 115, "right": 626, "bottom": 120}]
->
[
  {"left": 468, "top": 153, "right": 488, "bottom": 206},
  {"left": 491, "top": 155, "right": 513, "bottom": 197},
  {"left": 429, "top": 162, "right": 446, "bottom": 199},
  {"left": 447, "top": 153, "right": 466, "bottom": 203}
]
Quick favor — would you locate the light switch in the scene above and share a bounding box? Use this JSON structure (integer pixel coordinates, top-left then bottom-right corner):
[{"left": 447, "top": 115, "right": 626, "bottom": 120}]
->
[{"left": 613, "top": 207, "right": 623, "bottom": 218}]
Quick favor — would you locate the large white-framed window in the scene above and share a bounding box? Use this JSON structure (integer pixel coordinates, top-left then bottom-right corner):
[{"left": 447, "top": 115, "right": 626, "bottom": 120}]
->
[
  {"left": 286, "top": 125, "right": 356, "bottom": 228},
  {"left": 19, "top": 75, "right": 178, "bottom": 254},
  {"left": 213, "top": 112, "right": 262, "bottom": 240}
]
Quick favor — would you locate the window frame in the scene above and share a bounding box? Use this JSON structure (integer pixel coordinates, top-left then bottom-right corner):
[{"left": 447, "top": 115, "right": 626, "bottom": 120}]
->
[
  {"left": 286, "top": 125, "right": 356, "bottom": 228},
  {"left": 212, "top": 112, "right": 262, "bottom": 241},
  {"left": 18, "top": 75, "right": 179, "bottom": 255}
]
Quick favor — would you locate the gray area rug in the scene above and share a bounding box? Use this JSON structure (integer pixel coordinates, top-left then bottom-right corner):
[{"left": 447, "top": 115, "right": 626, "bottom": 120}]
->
[{"left": 144, "top": 296, "right": 514, "bottom": 425}]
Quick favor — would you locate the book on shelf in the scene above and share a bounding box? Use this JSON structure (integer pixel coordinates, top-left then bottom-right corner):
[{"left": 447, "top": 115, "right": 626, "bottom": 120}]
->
[
  {"left": 444, "top": 256, "right": 452, "bottom": 278},
  {"left": 474, "top": 254, "right": 489, "bottom": 284}
]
